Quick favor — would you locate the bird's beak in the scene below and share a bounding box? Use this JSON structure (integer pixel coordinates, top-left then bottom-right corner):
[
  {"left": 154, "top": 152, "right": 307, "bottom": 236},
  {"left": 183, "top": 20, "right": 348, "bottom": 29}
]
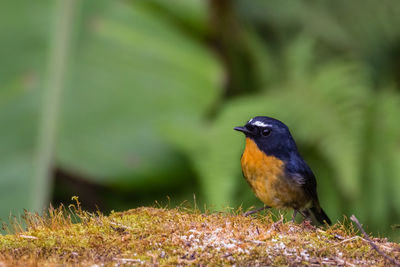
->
[{"left": 234, "top": 126, "right": 252, "bottom": 135}]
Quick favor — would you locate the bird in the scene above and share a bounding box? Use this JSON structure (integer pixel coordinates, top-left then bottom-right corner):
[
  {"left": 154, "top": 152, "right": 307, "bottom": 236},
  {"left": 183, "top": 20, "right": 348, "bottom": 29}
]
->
[{"left": 234, "top": 116, "right": 331, "bottom": 225}]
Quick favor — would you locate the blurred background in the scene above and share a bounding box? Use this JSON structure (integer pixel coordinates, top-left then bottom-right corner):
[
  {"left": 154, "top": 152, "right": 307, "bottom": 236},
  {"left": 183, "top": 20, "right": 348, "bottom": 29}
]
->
[{"left": 1, "top": 0, "right": 400, "bottom": 241}]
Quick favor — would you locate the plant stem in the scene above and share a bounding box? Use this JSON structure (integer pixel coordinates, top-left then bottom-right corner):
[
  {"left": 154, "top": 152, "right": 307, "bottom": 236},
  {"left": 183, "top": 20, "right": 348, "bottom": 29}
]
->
[{"left": 32, "top": 0, "right": 77, "bottom": 211}]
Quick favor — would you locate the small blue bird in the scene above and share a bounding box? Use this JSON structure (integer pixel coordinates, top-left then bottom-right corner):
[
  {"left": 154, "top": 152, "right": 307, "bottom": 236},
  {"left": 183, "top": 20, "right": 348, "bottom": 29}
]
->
[{"left": 234, "top": 116, "right": 331, "bottom": 225}]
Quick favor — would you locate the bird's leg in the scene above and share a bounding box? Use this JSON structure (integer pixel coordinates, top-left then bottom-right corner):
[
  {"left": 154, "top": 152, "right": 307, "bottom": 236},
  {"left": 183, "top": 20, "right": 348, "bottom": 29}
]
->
[
  {"left": 244, "top": 205, "right": 270, "bottom": 217},
  {"left": 293, "top": 209, "right": 311, "bottom": 223},
  {"left": 299, "top": 210, "right": 312, "bottom": 222},
  {"left": 292, "top": 209, "right": 299, "bottom": 222}
]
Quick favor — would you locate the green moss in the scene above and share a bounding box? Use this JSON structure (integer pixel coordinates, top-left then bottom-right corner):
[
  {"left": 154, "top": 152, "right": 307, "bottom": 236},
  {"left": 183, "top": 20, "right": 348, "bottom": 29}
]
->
[{"left": 0, "top": 200, "right": 398, "bottom": 266}]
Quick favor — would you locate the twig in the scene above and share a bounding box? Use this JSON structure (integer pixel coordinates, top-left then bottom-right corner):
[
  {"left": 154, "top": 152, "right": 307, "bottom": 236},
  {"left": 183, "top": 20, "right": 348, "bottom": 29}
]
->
[
  {"left": 322, "top": 234, "right": 394, "bottom": 253},
  {"left": 319, "top": 236, "right": 360, "bottom": 252},
  {"left": 350, "top": 215, "right": 400, "bottom": 266}
]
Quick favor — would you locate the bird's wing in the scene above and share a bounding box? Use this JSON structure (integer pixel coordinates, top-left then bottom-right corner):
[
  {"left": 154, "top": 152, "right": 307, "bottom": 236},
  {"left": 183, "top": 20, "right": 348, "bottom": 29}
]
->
[{"left": 285, "top": 153, "right": 320, "bottom": 206}]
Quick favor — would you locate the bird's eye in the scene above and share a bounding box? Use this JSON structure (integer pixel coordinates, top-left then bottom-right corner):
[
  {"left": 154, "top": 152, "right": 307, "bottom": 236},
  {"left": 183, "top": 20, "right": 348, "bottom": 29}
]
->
[{"left": 262, "top": 128, "right": 271, "bottom": 136}]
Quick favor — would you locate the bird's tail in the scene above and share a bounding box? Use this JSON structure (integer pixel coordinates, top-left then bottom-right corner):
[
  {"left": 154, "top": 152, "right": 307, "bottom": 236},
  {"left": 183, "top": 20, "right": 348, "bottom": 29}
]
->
[{"left": 309, "top": 206, "right": 331, "bottom": 225}]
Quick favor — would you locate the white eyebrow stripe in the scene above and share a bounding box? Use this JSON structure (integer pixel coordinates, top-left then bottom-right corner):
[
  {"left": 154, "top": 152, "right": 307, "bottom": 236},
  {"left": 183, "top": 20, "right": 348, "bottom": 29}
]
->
[
  {"left": 252, "top": 121, "right": 272, "bottom": 127},
  {"left": 248, "top": 118, "right": 254, "bottom": 123}
]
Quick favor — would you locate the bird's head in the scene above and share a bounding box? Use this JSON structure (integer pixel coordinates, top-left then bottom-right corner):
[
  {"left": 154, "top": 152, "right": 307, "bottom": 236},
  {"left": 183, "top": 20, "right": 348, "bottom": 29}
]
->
[{"left": 234, "top": 116, "right": 298, "bottom": 158}]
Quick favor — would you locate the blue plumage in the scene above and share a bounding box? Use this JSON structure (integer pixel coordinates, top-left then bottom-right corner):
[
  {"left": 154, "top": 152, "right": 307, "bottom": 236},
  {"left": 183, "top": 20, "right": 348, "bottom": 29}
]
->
[{"left": 234, "top": 116, "right": 331, "bottom": 225}]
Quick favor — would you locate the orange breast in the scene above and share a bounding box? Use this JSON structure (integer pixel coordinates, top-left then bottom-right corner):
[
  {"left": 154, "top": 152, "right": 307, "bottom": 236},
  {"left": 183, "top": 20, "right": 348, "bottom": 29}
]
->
[{"left": 241, "top": 138, "right": 309, "bottom": 209}]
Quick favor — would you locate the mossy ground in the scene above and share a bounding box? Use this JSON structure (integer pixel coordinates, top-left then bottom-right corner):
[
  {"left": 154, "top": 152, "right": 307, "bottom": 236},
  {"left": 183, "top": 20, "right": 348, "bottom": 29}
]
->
[{"left": 0, "top": 199, "right": 399, "bottom": 266}]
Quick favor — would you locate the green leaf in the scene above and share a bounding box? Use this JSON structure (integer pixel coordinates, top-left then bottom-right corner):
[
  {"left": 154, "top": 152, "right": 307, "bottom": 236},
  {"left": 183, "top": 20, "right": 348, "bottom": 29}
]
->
[
  {"left": 0, "top": 0, "right": 51, "bottom": 218},
  {"left": 0, "top": 89, "right": 40, "bottom": 217},
  {"left": 0, "top": 0, "right": 222, "bottom": 220},
  {"left": 57, "top": 1, "right": 222, "bottom": 185},
  {"left": 138, "top": 0, "right": 208, "bottom": 36}
]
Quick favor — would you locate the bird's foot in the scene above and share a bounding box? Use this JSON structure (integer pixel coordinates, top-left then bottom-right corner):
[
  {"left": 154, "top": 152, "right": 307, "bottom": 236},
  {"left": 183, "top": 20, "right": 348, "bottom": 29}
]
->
[{"left": 244, "top": 206, "right": 270, "bottom": 217}]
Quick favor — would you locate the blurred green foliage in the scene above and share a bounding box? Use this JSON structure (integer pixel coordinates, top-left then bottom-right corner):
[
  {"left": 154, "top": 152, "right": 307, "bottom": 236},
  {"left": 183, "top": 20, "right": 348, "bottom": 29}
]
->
[{"left": 1, "top": 0, "right": 400, "bottom": 241}]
